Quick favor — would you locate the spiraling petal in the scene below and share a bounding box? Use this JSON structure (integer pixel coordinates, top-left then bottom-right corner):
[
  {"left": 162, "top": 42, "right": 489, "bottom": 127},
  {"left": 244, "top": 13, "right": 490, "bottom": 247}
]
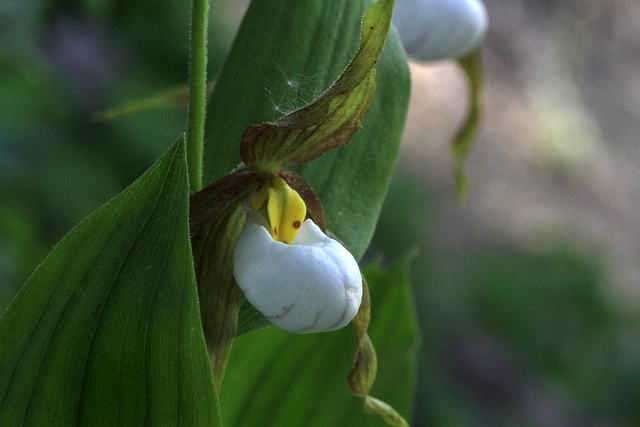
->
[
  {"left": 233, "top": 215, "right": 362, "bottom": 334},
  {"left": 393, "top": 0, "right": 488, "bottom": 61}
]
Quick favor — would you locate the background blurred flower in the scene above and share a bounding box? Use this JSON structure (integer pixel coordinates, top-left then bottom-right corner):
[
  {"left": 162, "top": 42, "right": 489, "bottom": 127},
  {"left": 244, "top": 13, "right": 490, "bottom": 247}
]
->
[{"left": 393, "top": 0, "right": 488, "bottom": 61}]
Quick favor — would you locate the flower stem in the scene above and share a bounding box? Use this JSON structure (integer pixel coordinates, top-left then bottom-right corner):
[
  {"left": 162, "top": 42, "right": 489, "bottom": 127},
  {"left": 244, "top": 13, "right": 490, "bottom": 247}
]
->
[{"left": 186, "top": 0, "right": 209, "bottom": 193}]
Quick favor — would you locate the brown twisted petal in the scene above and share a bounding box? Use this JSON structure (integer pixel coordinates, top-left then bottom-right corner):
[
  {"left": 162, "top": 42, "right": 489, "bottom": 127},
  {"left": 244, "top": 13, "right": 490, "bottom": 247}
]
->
[{"left": 189, "top": 170, "right": 256, "bottom": 232}]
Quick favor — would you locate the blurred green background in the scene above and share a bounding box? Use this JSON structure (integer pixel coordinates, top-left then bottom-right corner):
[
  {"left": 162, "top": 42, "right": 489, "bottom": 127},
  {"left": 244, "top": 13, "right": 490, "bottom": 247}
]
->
[{"left": 2, "top": 0, "right": 640, "bottom": 425}]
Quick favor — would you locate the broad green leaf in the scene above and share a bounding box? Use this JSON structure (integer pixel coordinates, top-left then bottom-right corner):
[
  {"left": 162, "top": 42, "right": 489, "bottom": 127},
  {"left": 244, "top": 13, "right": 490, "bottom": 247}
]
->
[
  {"left": 452, "top": 47, "right": 483, "bottom": 199},
  {"left": 239, "top": 0, "right": 396, "bottom": 172},
  {"left": 220, "top": 257, "right": 418, "bottom": 426},
  {"left": 203, "top": 0, "right": 411, "bottom": 259},
  {"left": 0, "top": 136, "right": 221, "bottom": 425}
]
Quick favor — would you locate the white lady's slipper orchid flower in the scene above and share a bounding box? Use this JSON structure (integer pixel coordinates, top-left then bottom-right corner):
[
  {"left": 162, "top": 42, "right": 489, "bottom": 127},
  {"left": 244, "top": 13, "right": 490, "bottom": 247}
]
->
[
  {"left": 233, "top": 177, "right": 363, "bottom": 334},
  {"left": 393, "top": 0, "right": 488, "bottom": 61}
]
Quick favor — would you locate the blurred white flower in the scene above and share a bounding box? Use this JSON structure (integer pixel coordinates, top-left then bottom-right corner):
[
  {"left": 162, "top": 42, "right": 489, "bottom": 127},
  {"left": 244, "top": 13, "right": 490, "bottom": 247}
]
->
[{"left": 393, "top": 0, "right": 488, "bottom": 61}]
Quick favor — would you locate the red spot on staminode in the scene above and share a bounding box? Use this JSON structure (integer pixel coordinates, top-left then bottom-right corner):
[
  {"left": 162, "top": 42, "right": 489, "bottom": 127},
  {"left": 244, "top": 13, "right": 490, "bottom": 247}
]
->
[
  {"left": 274, "top": 227, "right": 278, "bottom": 235},
  {"left": 293, "top": 221, "right": 301, "bottom": 229}
]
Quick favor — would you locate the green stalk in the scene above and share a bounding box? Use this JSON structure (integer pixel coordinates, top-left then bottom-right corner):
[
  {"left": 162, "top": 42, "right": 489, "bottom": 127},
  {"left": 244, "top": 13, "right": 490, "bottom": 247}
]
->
[{"left": 186, "top": 0, "right": 209, "bottom": 193}]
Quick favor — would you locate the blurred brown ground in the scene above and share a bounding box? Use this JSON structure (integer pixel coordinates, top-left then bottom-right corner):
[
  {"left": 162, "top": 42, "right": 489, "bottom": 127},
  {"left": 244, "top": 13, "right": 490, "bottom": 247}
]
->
[{"left": 400, "top": 0, "right": 640, "bottom": 314}]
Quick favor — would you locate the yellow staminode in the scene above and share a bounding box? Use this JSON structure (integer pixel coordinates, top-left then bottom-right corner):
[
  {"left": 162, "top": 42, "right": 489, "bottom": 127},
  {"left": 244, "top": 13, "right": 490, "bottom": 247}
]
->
[{"left": 251, "top": 176, "right": 306, "bottom": 244}]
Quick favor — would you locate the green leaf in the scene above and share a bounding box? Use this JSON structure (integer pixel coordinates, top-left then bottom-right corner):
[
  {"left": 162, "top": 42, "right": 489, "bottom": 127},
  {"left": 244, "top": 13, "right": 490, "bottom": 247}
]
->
[
  {"left": 236, "top": 298, "right": 268, "bottom": 337},
  {"left": 238, "top": 0, "right": 396, "bottom": 172},
  {"left": 91, "top": 81, "right": 215, "bottom": 122},
  {"left": 203, "top": 0, "right": 410, "bottom": 259},
  {"left": 220, "top": 257, "right": 418, "bottom": 426},
  {"left": 452, "top": 47, "right": 483, "bottom": 200},
  {"left": 92, "top": 84, "right": 190, "bottom": 122},
  {"left": 0, "top": 136, "right": 221, "bottom": 425}
]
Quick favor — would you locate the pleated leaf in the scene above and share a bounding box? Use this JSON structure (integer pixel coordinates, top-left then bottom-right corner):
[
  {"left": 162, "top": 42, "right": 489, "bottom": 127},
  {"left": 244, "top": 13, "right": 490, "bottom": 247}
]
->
[{"left": 0, "top": 136, "right": 221, "bottom": 425}]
